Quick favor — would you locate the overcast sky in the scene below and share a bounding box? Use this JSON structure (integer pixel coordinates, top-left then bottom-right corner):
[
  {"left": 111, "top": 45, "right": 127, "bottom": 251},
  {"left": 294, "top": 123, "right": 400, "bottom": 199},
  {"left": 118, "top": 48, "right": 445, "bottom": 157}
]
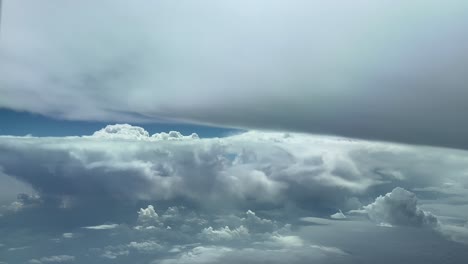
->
[
  {"left": 1, "top": 0, "right": 468, "bottom": 149},
  {"left": 1, "top": 1, "right": 468, "bottom": 263}
]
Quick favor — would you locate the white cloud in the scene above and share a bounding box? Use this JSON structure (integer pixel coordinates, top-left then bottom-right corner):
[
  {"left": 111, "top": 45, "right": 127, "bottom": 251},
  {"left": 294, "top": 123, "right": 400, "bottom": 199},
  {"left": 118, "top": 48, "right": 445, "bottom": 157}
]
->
[
  {"left": 269, "top": 235, "right": 304, "bottom": 248},
  {"left": 158, "top": 239, "right": 347, "bottom": 264},
  {"left": 137, "top": 205, "right": 160, "bottom": 225},
  {"left": 1, "top": 125, "right": 468, "bottom": 263},
  {"left": 91, "top": 124, "right": 149, "bottom": 140},
  {"left": 358, "top": 187, "right": 439, "bottom": 228},
  {"left": 200, "top": 226, "right": 249, "bottom": 241},
  {"left": 1, "top": 126, "right": 468, "bottom": 218},
  {"left": 62, "top": 233, "right": 74, "bottom": 239},
  {"left": 330, "top": 210, "right": 346, "bottom": 220},
  {"left": 28, "top": 255, "right": 75, "bottom": 264},
  {"left": 90, "top": 124, "right": 199, "bottom": 141},
  {"left": 101, "top": 250, "right": 129, "bottom": 259},
  {"left": 82, "top": 224, "right": 119, "bottom": 230},
  {"left": 152, "top": 131, "right": 200, "bottom": 141},
  {"left": 7, "top": 246, "right": 29, "bottom": 251},
  {"left": 159, "top": 246, "right": 232, "bottom": 264},
  {"left": 97, "top": 240, "right": 163, "bottom": 260},
  {"left": 127, "top": 241, "right": 163, "bottom": 252}
]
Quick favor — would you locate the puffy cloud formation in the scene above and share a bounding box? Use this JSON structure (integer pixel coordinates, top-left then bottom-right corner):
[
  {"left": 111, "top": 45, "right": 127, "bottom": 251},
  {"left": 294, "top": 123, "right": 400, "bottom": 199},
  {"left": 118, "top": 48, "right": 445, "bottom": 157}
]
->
[
  {"left": 1, "top": 126, "right": 468, "bottom": 263},
  {"left": 1, "top": 125, "right": 468, "bottom": 217},
  {"left": 91, "top": 124, "right": 149, "bottom": 140},
  {"left": 152, "top": 131, "right": 200, "bottom": 141},
  {"left": 358, "top": 187, "right": 439, "bottom": 227},
  {"left": 200, "top": 226, "right": 249, "bottom": 241},
  {"left": 2, "top": 1, "right": 468, "bottom": 149},
  {"left": 91, "top": 124, "right": 199, "bottom": 141},
  {"left": 137, "top": 205, "right": 160, "bottom": 225}
]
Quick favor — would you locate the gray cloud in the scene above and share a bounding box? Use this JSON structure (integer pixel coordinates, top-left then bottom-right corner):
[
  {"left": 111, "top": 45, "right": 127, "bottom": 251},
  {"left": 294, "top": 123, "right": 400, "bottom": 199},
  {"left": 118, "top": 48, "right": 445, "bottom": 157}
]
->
[
  {"left": 1, "top": 125, "right": 468, "bottom": 263},
  {"left": 1, "top": 1, "right": 468, "bottom": 149}
]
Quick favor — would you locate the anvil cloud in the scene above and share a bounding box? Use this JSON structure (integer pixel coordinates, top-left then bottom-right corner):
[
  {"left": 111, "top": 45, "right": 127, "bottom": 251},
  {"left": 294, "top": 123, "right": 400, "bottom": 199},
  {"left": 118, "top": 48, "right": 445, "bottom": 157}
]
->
[{"left": 1, "top": 0, "right": 468, "bottom": 148}]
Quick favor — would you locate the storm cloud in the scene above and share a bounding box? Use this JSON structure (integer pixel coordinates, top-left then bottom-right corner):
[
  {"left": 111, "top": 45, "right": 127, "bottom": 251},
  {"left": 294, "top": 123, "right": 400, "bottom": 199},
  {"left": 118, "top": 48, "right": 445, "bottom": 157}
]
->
[
  {"left": 1, "top": 125, "right": 468, "bottom": 263},
  {"left": 1, "top": 1, "right": 468, "bottom": 149}
]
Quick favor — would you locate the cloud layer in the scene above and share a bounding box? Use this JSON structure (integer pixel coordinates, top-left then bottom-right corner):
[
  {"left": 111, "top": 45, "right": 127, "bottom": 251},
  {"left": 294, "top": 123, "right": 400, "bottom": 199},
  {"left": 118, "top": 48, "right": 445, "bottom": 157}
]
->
[
  {"left": 1, "top": 1, "right": 468, "bottom": 148},
  {"left": 1, "top": 125, "right": 468, "bottom": 263}
]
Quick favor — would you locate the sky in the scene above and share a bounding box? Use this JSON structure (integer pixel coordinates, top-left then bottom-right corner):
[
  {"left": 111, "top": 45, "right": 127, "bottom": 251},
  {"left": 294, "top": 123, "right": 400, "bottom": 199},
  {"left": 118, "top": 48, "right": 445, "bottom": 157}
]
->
[
  {"left": 0, "top": 109, "right": 239, "bottom": 137},
  {"left": 1, "top": 1, "right": 468, "bottom": 264}
]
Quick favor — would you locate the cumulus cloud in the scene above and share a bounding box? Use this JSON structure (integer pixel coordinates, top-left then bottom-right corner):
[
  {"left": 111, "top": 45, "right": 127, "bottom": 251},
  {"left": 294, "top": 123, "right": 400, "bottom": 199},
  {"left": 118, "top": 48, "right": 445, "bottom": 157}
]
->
[
  {"left": 152, "top": 131, "right": 200, "bottom": 141},
  {"left": 1, "top": 125, "right": 468, "bottom": 219},
  {"left": 137, "top": 205, "right": 160, "bottom": 225},
  {"left": 1, "top": 1, "right": 468, "bottom": 148},
  {"left": 127, "top": 241, "right": 163, "bottom": 252},
  {"left": 91, "top": 124, "right": 149, "bottom": 140},
  {"left": 91, "top": 124, "right": 199, "bottom": 141},
  {"left": 199, "top": 226, "right": 249, "bottom": 241},
  {"left": 2, "top": 126, "right": 468, "bottom": 263},
  {"left": 356, "top": 187, "right": 439, "bottom": 228}
]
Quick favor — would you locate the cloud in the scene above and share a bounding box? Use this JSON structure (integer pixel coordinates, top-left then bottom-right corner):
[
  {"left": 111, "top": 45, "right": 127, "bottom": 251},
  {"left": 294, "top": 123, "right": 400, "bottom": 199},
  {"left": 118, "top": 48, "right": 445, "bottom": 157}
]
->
[
  {"left": 98, "top": 240, "right": 163, "bottom": 259},
  {"left": 158, "top": 241, "right": 347, "bottom": 264},
  {"left": 127, "top": 241, "right": 163, "bottom": 253},
  {"left": 137, "top": 205, "right": 161, "bottom": 226},
  {"left": 330, "top": 210, "right": 346, "bottom": 220},
  {"left": 62, "top": 233, "right": 74, "bottom": 239},
  {"left": 91, "top": 124, "right": 199, "bottom": 141},
  {"left": 91, "top": 124, "right": 149, "bottom": 140},
  {"left": 1, "top": 125, "right": 468, "bottom": 221},
  {"left": 6, "top": 193, "right": 42, "bottom": 212},
  {"left": 159, "top": 246, "right": 232, "bottom": 264},
  {"left": 1, "top": 125, "right": 468, "bottom": 263},
  {"left": 7, "top": 246, "right": 29, "bottom": 251},
  {"left": 82, "top": 224, "right": 119, "bottom": 230},
  {"left": 356, "top": 187, "right": 439, "bottom": 228},
  {"left": 28, "top": 255, "right": 75, "bottom": 264},
  {"left": 100, "top": 250, "right": 129, "bottom": 260},
  {"left": 1, "top": 1, "right": 468, "bottom": 148},
  {"left": 199, "top": 226, "right": 249, "bottom": 241}
]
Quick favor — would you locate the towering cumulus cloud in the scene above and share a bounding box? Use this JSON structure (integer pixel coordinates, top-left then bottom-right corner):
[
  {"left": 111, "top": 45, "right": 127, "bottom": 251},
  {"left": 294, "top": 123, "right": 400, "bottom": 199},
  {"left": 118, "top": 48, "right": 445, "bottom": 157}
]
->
[
  {"left": 358, "top": 187, "right": 439, "bottom": 228},
  {"left": 1, "top": 125, "right": 468, "bottom": 263}
]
